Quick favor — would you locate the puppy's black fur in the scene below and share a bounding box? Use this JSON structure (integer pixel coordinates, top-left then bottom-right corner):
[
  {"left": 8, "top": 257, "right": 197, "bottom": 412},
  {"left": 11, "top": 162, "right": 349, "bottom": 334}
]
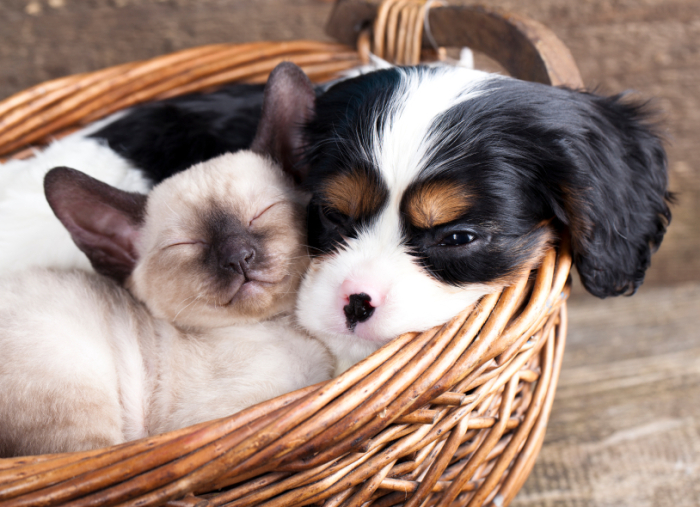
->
[
  {"left": 302, "top": 68, "right": 671, "bottom": 297},
  {"left": 91, "top": 83, "right": 265, "bottom": 182},
  {"left": 95, "top": 66, "right": 671, "bottom": 299}
]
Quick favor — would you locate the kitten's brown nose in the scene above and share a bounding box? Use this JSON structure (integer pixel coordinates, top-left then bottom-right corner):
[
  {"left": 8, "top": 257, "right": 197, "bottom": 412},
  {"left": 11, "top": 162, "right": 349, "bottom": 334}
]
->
[{"left": 223, "top": 245, "right": 256, "bottom": 275}]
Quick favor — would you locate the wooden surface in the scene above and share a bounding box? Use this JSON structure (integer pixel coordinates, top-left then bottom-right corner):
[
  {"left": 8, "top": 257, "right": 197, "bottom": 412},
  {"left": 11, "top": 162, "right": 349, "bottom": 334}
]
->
[
  {"left": 1, "top": 0, "right": 699, "bottom": 505},
  {"left": 517, "top": 283, "right": 700, "bottom": 507}
]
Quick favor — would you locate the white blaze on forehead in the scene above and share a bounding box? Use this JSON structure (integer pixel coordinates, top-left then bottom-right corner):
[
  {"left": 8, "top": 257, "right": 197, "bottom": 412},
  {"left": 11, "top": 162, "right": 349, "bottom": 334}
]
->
[{"left": 370, "top": 67, "right": 496, "bottom": 199}]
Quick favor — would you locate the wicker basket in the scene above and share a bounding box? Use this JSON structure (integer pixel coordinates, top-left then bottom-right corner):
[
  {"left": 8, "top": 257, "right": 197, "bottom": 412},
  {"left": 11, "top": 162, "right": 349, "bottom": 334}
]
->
[{"left": 0, "top": 1, "right": 582, "bottom": 505}]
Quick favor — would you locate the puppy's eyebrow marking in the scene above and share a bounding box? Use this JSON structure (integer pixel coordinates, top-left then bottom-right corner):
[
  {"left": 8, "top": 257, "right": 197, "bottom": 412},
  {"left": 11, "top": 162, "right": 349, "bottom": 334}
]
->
[
  {"left": 404, "top": 181, "right": 473, "bottom": 229},
  {"left": 322, "top": 169, "right": 388, "bottom": 219}
]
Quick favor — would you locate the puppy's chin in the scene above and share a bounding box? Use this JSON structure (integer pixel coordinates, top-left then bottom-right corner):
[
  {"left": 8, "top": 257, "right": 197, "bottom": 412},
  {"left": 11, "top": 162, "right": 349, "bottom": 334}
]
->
[{"left": 312, "top": 331, "right": 383, "bottom": 376}]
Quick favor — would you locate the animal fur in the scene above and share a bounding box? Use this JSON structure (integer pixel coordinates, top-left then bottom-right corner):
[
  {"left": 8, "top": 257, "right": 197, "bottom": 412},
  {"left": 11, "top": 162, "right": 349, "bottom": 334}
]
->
[
  {"left": 0, "top": 65, "right": 331, "bottom": 457},
  {"left": 0, "top": 62, "right": 672, "bottom": 379}
]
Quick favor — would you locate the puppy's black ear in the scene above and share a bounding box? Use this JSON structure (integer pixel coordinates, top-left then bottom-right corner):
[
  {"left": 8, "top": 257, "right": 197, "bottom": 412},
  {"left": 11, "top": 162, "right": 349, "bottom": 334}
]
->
[
  {"left": 250, "top": 62, "right": 316, "bottom": 183},
  {"left": 44, "top": 167, "right": 147, "bottom": 284},
  {"left": 545, "top": 91, "right": 672, "bottom": 297}
]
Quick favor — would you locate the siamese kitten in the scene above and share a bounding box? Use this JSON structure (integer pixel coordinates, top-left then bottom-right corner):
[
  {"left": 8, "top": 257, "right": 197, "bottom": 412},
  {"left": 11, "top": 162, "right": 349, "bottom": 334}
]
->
[{"left": 0, "top": 64, "right": 331, "bottom": 457}]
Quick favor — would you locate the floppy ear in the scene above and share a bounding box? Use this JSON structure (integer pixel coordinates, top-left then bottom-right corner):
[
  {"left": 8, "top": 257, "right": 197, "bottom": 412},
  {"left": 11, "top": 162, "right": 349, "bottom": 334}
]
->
[
  {"left": 250, "top": 62, "right": 316, "bottom": 183},
  {"left": 542, "top": 91, "right": 672, "bottom": 297},
  {"left": 44, "top": 167, "right": 147, "bottom": 284}
]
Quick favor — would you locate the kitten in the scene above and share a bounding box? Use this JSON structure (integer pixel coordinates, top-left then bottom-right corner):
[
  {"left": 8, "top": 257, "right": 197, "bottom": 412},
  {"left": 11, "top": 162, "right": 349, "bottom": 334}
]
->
[{"left": 0, "top": 64, "right": 331, "bottom": 457}]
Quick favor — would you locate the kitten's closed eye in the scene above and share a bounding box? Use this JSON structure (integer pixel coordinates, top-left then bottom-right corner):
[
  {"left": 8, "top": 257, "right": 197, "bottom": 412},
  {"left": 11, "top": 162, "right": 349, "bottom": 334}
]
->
[
  {"left": 162, "top": 239, "right": 208, "bottom": 250},
  {"left": 250, "top": 201, "right": 284, "bottom": 226}
]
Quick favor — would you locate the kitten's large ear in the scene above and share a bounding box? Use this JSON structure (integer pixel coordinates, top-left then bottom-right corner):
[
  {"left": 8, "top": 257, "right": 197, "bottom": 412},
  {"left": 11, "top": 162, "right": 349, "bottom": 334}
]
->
[
  {"left": 250, "top": 62, "right": 316, "bottom": 183},
  {"left": 543, "top": 91, "right": 672, "bottom": 297},
  {"left": 44, "top": 167, "right": 147, "bottom": 283}
]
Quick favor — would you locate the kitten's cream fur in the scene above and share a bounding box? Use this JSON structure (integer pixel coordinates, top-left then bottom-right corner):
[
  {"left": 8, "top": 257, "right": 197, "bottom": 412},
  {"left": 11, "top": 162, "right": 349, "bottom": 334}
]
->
[
  {"left": 0, "top": 153, "right": 331, "bottom": 457},
  {"left": 0, "top": 64, "right": 331, "bottom": 457}
]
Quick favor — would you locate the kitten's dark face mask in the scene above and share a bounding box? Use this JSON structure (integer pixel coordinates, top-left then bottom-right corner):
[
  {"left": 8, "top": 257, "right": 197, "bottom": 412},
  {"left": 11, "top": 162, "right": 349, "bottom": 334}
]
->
[{"left": 129, "top": 152, "right": 310, "bottom": 328}]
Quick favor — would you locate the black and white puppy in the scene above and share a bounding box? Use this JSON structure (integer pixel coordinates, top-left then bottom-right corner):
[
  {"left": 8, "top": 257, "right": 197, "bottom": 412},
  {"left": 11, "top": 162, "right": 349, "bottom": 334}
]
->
[{"left": 276, "top": 65, "right": 671, "bottom": 373}]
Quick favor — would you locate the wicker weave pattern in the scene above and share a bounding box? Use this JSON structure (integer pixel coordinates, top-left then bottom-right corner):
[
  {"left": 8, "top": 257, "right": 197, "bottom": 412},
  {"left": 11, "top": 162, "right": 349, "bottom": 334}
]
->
[{"left": 0, "top": 2, "right": 580, "bottom": 504}]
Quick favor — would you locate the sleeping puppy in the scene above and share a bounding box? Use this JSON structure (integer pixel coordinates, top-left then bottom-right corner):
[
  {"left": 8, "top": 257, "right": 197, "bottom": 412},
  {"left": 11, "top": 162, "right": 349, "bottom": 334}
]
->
[
  {"left": 0, "top": 83, "right": 264, "bottom": 273},
  {"left": 0, "top": 66, "right": 331, "bottom": 457},
  {"left": 265, "top": 64, "right": 671, "bottom": 374}
]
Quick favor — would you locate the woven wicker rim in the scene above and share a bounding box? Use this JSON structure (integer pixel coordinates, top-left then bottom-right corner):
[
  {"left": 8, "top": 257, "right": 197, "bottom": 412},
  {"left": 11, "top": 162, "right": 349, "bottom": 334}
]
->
[
  {"left": 0, "top": 2, "right": 579, "bottom": 505},
  {"left": 0, "top": 40, "right": 361, "bottom": 160}
]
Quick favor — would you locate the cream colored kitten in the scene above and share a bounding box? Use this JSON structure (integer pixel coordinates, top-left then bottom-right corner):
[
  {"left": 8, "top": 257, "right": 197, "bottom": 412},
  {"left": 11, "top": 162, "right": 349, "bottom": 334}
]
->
[{"left": 0, "top": 63, "right": 331, "bottom": 457}]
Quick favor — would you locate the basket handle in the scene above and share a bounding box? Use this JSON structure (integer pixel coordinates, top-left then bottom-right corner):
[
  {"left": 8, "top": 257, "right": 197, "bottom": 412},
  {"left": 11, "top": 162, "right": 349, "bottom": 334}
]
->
[{"left": 326, "top": 0, "right": 584, "bottom": 88}]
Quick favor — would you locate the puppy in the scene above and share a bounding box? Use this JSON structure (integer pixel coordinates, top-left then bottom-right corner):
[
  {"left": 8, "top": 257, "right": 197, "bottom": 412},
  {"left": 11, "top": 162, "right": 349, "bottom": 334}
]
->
[
  {"left": 268, "top": 64, "right": 670, "bottom": 374},
  {"left": 0, "top": 83, "right": 265, "bottom": 274},
  {"left": 0, "top": 65, "right": 331, "bottom": 457}
]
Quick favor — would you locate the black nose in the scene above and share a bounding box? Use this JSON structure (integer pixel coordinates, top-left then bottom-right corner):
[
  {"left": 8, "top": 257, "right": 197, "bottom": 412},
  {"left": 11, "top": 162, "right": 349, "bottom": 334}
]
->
[
  {"left": 344, "top": 293, "right": 375, "bottom": 331},
  {"left": 223, "top": 246, "right": 255, "bottom": 275}
]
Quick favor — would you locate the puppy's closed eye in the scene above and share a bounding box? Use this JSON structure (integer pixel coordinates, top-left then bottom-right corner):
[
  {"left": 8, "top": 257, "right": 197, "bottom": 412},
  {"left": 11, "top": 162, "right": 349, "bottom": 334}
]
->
[{"left": 320, "top": 206, "right": 352, "bottom": 232}]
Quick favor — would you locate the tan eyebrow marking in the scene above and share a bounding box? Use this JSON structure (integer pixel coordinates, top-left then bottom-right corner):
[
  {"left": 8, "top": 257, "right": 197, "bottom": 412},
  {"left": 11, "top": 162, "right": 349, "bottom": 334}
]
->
[
  {"left": 405, "top": 181, "right": 473, "bottom": 229},
  {"left": 322, "top": 170, "right": 387, "bottom": 219}
]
